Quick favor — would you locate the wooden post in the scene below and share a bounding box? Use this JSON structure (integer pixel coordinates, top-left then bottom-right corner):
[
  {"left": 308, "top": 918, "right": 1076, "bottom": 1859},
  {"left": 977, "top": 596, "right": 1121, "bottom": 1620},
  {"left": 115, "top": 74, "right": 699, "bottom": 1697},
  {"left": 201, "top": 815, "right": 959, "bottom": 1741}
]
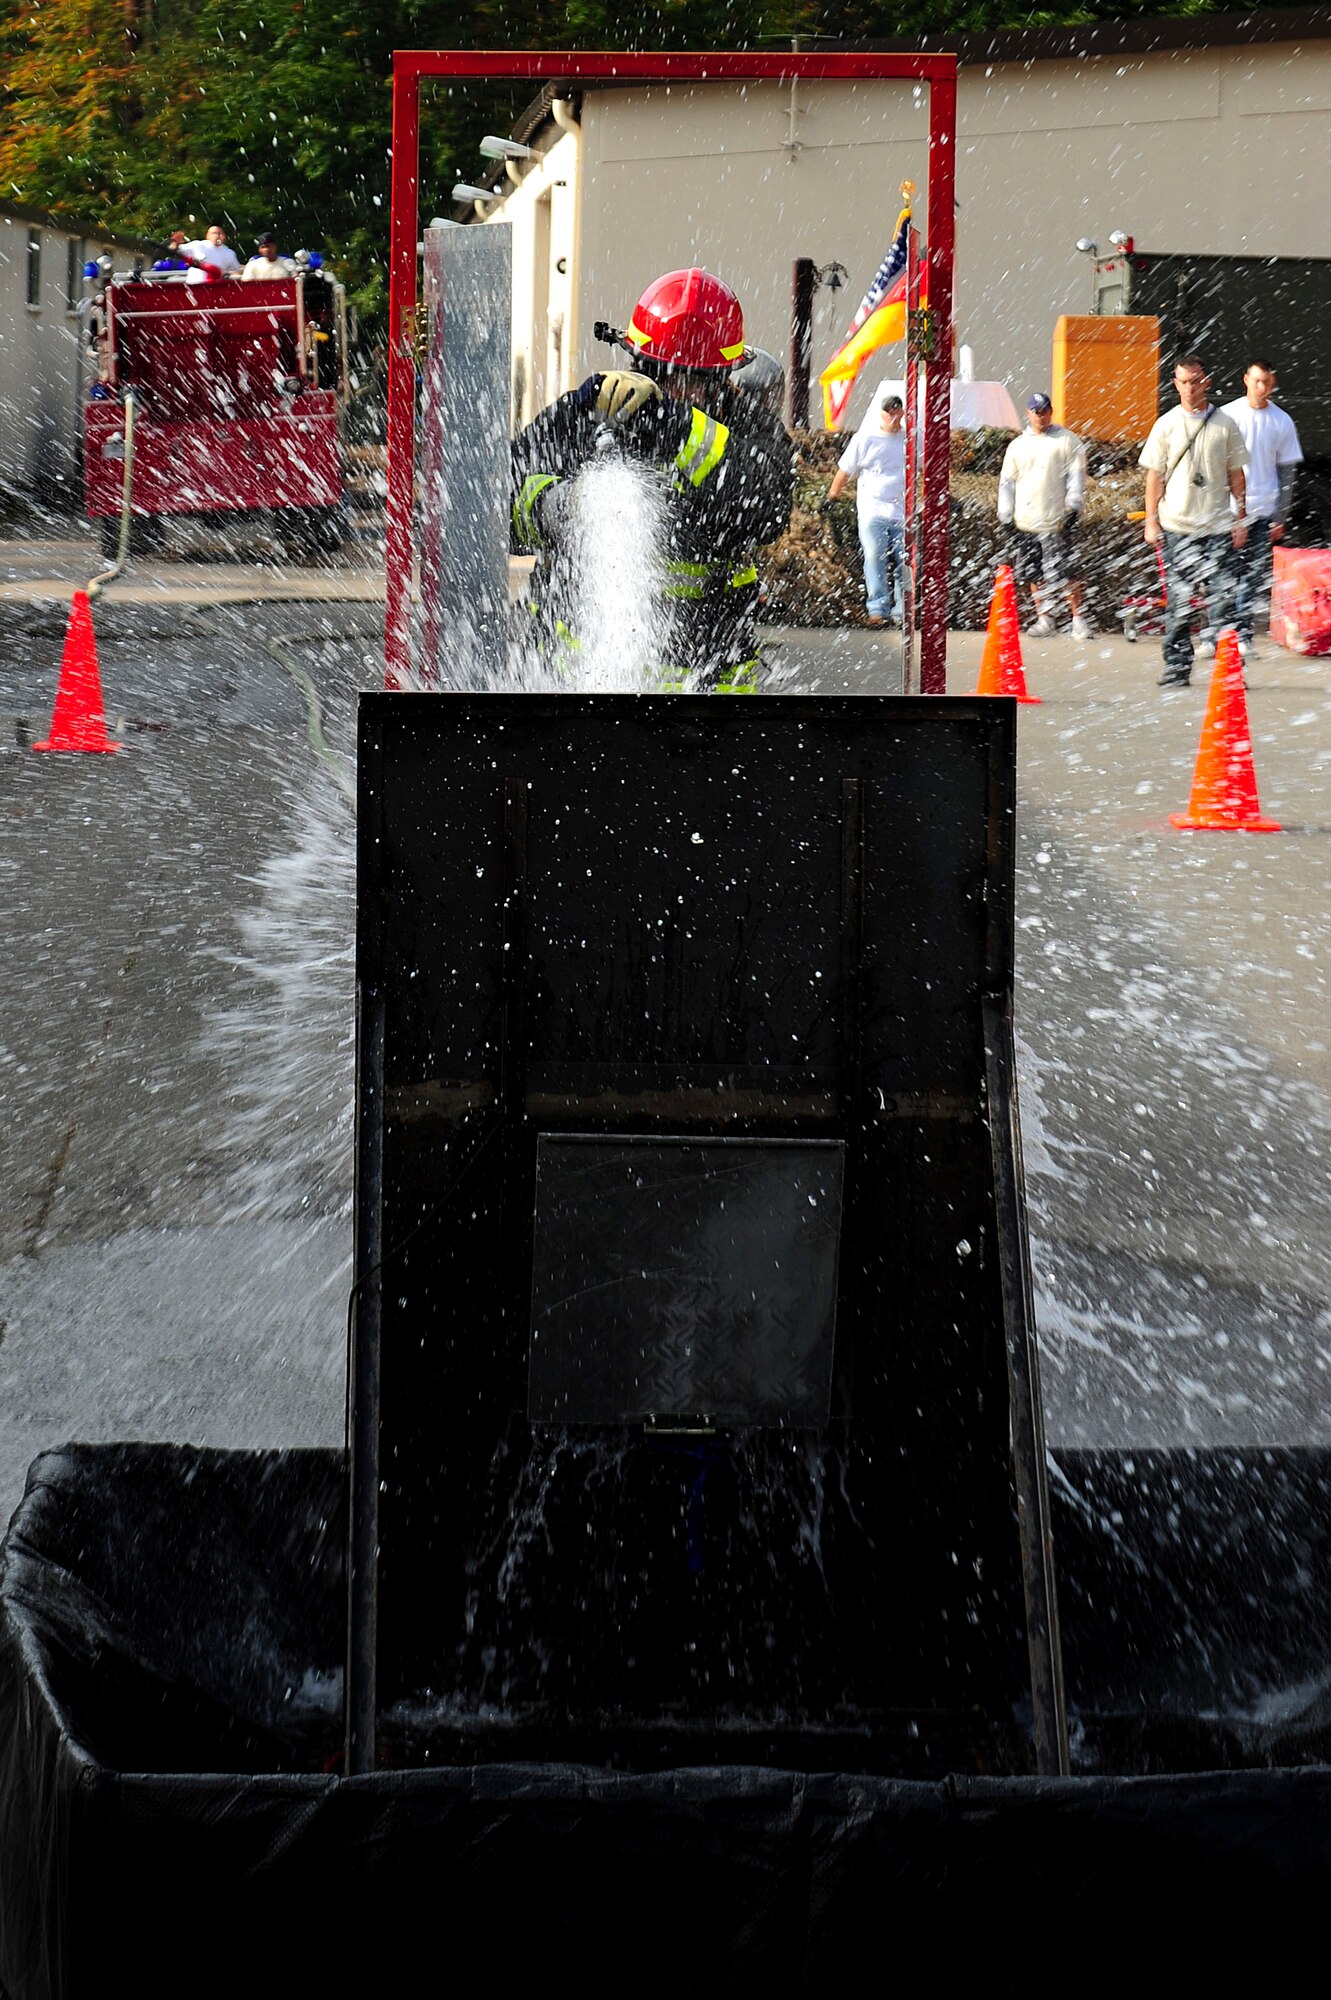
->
[{"left": 788, "top": 257, "right": 815, "bottom": 430}]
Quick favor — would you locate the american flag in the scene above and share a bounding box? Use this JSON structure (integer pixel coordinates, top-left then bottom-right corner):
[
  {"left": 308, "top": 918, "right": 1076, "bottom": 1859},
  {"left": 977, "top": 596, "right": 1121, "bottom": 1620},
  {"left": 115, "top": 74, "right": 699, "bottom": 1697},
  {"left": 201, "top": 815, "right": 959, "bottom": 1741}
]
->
[
  {"left": 842, "top": 207, "right": 911, "bottom": 347},
  {"left": 819, "top": 197, "right": 914, "bottom": 430}
]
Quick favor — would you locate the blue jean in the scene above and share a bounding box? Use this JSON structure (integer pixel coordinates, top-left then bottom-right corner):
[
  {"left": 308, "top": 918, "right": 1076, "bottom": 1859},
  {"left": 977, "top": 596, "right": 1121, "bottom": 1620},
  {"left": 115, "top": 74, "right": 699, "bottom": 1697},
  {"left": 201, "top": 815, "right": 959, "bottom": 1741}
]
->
[
  {"left": 1234, "top": 516, "right": 1274, "bottom": 643},
  {"left": 1161, "top": 529, "right": 1240, "bottom": 673},
  {"left": 858, "top": 514, "right": 905, "bottom": 622}
]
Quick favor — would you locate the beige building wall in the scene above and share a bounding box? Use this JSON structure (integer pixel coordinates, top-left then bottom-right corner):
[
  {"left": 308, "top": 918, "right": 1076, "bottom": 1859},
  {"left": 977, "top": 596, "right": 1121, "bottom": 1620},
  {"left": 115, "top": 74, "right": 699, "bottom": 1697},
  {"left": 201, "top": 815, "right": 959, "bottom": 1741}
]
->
[
  {"left": 478, "top": 127, "right": 581, "bottom": 428},
  {"left": 0, "top": 211, "right": 136, "bottom": 499},
  {"left": 486, "top": 36, "right": 1331, "bottom": 433}
]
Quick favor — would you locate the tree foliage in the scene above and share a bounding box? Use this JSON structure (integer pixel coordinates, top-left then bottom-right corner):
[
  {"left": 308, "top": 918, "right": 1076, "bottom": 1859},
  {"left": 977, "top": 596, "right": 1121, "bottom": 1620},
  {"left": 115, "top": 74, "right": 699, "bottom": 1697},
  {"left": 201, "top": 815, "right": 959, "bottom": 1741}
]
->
[{"left": 0, "top": 0, "right": 1274, "bottom": 322}]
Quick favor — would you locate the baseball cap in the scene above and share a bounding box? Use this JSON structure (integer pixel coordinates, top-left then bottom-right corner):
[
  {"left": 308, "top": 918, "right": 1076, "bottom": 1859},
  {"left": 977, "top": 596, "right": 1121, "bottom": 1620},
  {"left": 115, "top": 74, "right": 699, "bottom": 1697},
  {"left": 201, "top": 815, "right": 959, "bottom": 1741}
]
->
[
  {"left": 1027, "top": 392, "right": 1053, "bottom": 413},
  {"left": 882, "top": 395, "right": 904, "bottom": 411}
]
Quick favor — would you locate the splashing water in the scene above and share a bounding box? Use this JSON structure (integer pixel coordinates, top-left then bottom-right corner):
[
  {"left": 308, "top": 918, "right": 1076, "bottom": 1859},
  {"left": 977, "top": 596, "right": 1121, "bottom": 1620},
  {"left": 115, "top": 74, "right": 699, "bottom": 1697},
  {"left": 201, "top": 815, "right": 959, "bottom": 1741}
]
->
[
  {"left": 208, "top": 440, "right": 682, "bottom": 1234},
  {"left": 545, "top": 448, "right": 673, "bottom": 693},
  {"left": 209, "top": 754, "right": 356, "bottom": 1226}
]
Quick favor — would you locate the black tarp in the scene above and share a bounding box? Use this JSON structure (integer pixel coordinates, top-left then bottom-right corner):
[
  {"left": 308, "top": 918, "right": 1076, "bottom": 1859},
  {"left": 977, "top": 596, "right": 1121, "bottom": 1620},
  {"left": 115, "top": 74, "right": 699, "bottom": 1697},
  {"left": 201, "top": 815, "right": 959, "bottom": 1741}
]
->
[{"left": 4, "top": 1442, "right": 1331, "bottom": 1996}]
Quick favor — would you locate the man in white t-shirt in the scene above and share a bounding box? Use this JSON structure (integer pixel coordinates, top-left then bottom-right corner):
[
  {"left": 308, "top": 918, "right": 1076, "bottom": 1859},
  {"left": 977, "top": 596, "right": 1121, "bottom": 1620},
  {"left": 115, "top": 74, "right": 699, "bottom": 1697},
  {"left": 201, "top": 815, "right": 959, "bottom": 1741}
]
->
[
  {"left": 181, "top": 224, "right": 242, "bottom": 281},
  {"left": 1221, "top": 359, "right": 1304, "bottom": 653},
  {"left": 824, "top": 396, "right": 907, "bottom": 626},
  {"left": 242, "top": 233, "right": 298, "bottom": 281},
  {"left": 997, "top": 393, "right": 1091, "bottom": 640},
  {"left": 1139, "top": 354, "right": 1249, "bottom": 688}
]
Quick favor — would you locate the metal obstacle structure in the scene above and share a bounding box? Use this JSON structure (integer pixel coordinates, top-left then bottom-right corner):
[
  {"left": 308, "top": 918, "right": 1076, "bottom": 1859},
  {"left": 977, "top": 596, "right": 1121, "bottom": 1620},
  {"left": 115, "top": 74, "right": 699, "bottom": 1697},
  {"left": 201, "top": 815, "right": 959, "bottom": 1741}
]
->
[
  {"left": 347, "top": 692, "right": 1067, "bottom": 1778},
  {"left": 383, "top": 48, "right": 958, "bottom": 693}
]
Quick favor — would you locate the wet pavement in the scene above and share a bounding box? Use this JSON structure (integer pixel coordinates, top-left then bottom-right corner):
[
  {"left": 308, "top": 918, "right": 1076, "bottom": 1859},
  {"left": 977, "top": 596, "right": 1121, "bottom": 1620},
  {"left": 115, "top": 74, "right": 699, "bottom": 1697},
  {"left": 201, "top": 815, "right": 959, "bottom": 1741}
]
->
[{"left": 1, "top": 583, "right": 1330, "bottom": 1527}]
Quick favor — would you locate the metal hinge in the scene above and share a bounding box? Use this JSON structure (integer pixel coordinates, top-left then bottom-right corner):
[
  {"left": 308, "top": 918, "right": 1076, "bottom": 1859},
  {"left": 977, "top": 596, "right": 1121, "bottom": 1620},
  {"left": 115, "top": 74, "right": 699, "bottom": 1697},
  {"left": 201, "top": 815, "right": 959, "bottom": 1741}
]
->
[{"left": 907, "top": 306, "right": 934, "bottom": 360}]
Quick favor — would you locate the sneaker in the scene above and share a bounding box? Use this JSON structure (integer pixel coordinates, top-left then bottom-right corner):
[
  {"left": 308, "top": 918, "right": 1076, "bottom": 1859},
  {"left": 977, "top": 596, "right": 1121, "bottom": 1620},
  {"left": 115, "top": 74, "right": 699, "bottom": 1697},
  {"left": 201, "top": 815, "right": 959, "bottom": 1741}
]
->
[
  {"left": 1032, "top": 615, "right": 1055, "bottom": 637},
  {"left": 1070, "top": 613, "right": 1093, "bottom": 641},
  {"left": 1237, "top": 636, "right": 1256, "bottom": 660},
  {"left": 1157, "top": 668, "right": 1191, "bottom": 688}
]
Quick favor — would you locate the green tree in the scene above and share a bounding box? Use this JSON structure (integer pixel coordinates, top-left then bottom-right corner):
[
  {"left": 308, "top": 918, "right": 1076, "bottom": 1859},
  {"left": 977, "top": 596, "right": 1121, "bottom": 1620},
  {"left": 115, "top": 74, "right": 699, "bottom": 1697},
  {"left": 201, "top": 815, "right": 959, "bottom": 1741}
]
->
[{"left": 0, "top": 0, "right": 1280, "bottom": 323}]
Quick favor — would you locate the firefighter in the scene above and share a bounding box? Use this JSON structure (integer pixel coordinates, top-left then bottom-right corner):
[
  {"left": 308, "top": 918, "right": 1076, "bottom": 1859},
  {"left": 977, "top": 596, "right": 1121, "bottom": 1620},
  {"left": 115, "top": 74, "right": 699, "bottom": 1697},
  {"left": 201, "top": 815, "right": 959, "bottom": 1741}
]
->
[{"left": 510, "top": 269, "right": 792, "bottom": 691}]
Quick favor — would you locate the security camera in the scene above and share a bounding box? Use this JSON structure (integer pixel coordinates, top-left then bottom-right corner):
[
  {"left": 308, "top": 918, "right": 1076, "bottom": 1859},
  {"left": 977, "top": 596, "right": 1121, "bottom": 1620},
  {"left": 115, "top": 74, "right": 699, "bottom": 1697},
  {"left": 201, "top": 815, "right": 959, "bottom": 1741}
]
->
[
  {"left": 1075, "top": 238, "right": 1098, "bottom": 255},
  {"left": 452, "top": 183, "right": 497, "bottom": 204},
  {"left": 479, "top": 137, "right": 535, "bottom": 161}
]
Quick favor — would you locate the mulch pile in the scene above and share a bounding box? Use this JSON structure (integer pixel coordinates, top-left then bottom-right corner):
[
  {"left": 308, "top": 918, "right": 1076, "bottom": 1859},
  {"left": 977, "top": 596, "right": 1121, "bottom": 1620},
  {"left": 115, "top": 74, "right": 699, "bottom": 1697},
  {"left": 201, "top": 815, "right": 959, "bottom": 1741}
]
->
[{"left": 763, "top": 428, "right": 1152, "bottom": 630}]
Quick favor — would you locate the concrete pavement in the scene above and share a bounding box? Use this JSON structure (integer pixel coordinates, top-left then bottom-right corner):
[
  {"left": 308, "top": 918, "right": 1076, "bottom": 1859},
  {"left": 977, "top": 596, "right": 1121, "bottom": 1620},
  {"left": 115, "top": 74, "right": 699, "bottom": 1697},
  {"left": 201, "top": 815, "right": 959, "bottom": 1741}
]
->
[
  {"left": 0, "top": 533, "right": 385, "bottom": 606},
  {"left": 1, "top": 588, "right": 1330, "bottom": 1528}
]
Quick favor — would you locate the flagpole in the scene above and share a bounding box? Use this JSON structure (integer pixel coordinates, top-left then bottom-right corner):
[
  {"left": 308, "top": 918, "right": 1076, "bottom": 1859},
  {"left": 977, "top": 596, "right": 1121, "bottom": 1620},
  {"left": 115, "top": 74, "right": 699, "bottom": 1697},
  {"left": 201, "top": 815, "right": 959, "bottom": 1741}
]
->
[{"left": 903, "top": 221, "right": 921, "bottom": 694}]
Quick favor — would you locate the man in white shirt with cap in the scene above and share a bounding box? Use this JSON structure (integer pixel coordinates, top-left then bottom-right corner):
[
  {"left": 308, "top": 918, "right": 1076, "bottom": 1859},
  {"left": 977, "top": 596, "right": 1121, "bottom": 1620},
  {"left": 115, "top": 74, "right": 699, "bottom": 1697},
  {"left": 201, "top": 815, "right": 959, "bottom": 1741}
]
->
[
  {"left": 824, "top": 395, "right": 908, "bottom": 627},
  {"left": 242, "top": 233, "right": 298, "bottom": 281},
  {"left": 1221, "top": 359, "right": 1303, "bottom": 656},
  {"left": 997, "top": 393, "right": 1092, "bottom": 640}
]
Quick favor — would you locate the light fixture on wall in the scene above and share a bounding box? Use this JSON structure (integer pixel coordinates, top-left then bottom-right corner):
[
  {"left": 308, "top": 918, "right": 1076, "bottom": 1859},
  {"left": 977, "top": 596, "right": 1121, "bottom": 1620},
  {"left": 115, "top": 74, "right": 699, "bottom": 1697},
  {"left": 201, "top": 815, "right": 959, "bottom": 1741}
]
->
[
  {"left": 480, "top": 136, "right": 536, "bottom": 185},
  {"left": 1075, "top": 238, "right": 1098, "bottom": 256},
  {"left": 453, "top": 183, "right": 498, "bottom": 205}
]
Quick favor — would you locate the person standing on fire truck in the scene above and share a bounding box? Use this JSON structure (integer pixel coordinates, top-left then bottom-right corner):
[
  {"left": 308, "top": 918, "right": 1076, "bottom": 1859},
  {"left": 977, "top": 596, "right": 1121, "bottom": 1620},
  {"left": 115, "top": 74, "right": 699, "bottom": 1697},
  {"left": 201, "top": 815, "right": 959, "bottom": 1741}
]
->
[
  {"left": 181, "top": 225, "right": 241, "bottom": 279},
  {"left": 242, "top": 234, "right": 298, "bottom": 280},
  {"left": 510, "top": 269, "right": 792, "bottom": 691}
]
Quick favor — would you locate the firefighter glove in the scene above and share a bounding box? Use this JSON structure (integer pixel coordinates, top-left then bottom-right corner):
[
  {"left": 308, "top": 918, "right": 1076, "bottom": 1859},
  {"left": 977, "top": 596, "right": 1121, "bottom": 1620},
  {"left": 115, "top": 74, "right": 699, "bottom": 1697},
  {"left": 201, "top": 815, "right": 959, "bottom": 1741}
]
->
[{"left": 594, "top": 371, "right": 662, "bottom": 426}]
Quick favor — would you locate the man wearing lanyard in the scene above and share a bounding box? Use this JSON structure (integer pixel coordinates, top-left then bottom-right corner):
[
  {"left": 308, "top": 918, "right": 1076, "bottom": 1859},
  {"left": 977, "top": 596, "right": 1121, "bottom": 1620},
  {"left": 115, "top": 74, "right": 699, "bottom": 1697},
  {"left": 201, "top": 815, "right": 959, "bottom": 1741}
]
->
[{"left": 1139, "top": 354, "right": 1249, "bottom": 688}]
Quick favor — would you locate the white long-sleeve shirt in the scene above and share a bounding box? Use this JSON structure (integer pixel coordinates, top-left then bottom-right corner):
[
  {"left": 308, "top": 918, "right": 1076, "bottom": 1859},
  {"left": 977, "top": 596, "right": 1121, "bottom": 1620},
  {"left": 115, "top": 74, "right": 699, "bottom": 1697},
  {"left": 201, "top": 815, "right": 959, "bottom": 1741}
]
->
[{"left": 998, "top": 425, "right": 1087, "bottom": 535}]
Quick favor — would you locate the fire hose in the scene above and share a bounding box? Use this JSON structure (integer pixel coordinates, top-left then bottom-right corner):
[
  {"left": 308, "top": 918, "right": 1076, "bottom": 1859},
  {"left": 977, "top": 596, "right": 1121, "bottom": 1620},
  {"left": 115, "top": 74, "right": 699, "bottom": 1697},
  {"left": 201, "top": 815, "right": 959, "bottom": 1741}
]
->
[
  {"left": 266, "top": 635, "right": 358, "bottom": 813},
  {"left": 86, "top": 391, "right": 136, "bottom": 601}
]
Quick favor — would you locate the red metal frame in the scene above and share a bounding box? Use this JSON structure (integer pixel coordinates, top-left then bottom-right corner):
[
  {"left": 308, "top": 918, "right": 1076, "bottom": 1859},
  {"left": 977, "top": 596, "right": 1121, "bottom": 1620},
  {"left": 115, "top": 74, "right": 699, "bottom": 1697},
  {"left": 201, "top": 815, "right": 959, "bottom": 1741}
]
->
[
  {"left": 387, "top": 49, "right": 956, "bottom": 692},
  {"left": 903, "top": 222, "right": 922, "bottom": 686}
]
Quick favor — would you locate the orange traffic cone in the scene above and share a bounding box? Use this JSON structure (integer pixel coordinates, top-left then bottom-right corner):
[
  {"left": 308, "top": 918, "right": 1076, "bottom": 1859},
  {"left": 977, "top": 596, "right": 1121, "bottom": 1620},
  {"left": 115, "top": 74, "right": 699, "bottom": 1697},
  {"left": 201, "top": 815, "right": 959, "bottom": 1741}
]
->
[
  {"left": 32, "top": 591, "right": 119, "bottom": 754},
  {"left": 1170, "top": 630, "right": 1279, "bottom": 833},
  {"left": 975, "top": 566, "right": 1040, "bottom": 704}
]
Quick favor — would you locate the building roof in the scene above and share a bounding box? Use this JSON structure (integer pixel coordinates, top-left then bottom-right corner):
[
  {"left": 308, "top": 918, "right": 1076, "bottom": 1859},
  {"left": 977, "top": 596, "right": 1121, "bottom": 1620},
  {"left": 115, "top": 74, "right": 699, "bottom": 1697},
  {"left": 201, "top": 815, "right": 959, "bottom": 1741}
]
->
[{"left": 0, "top": 199, "right": 154, "bottom": 251}]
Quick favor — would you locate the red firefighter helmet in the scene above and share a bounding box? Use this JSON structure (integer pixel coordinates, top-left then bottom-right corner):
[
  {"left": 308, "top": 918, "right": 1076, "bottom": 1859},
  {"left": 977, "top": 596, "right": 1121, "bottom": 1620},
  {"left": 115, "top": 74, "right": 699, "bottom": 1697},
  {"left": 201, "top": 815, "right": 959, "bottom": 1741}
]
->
[{"left": 624, "top": 269, "right": 746, "bottom": 372}]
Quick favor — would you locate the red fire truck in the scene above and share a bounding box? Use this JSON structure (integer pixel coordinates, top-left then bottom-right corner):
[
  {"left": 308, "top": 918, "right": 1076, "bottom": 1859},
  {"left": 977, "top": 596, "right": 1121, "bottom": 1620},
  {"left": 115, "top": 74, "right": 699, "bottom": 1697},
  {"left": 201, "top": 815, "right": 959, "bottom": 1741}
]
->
[{"left": 85, "top": 264, "right": 351, "bottom": 557}]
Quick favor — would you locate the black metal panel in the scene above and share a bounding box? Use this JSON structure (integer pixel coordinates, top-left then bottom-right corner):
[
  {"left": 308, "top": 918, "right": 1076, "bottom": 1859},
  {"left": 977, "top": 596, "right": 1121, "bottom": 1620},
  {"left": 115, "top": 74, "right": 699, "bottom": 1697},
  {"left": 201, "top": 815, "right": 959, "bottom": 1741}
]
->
[
  {"left": 353, "top": 694, "right": 1036, "bottom": 1773},
  {"left": 528, "top": 1136, "right": 844, "bottom": 1428},
  {"left": 1128, "top": 251, "right": 1331, "bottom": 459}
]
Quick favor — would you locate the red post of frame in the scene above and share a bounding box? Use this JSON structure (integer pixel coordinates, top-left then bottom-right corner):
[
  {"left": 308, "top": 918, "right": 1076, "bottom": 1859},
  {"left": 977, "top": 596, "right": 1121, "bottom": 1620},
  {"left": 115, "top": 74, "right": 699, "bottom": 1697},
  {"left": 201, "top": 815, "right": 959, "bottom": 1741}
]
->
[
  {"left": 386, "top": 67, "right": 421, "bottom": 689},
  {"left": 385, "top": 49, "right": 959, "bottom": 692},
  {"left": 919, "top": 65, "right": 955, "bottom": 695}
]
